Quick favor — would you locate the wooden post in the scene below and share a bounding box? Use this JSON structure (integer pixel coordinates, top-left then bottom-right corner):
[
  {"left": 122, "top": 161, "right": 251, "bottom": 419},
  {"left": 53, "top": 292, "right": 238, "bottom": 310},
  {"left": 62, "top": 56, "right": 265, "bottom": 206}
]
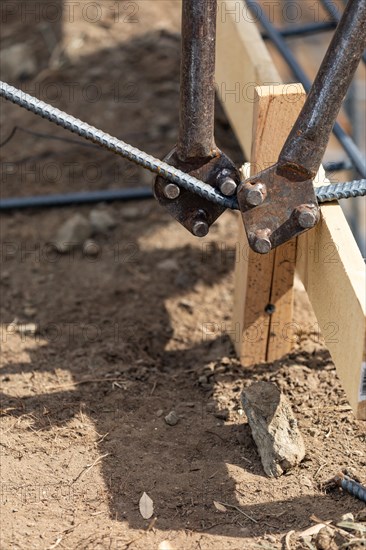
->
[
  {"left": 232, "top": 85, "right": 306, "bottom": 365},
  {"left": 216, "top": 2, "right": 366, "bottom": 418},
  {"left": 297, "top": 170, "right": 366, "bottom": 419}
]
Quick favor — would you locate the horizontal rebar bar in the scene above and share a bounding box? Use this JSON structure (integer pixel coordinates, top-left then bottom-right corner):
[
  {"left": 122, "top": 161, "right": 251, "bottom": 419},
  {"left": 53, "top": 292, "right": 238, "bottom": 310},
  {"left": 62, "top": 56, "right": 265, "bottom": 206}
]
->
[{"left": 0, "top": 81, "right": 365, "bottom": 212}]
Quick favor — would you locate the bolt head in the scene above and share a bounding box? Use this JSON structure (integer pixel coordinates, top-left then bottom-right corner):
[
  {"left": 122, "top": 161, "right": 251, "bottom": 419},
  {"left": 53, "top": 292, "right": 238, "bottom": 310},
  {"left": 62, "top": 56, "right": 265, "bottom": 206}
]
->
[
  {"left": 253, "top": 236, "right": 272, "bottom": 254},
  {"left": 219, "top": 177, "right": 237, "bottom": 197},
  {"left": 294, "top": 204, "right": 318, "bottom": 229},
  {"left": 163, "top": 183, "right": 180, "bottom": 200},
  {"left": 251, "top": 229, "right": 272, "bottom": 254},
  {"left": 244, "top": 182, "right": 267, "bottom": 207},
  {"left": 192, "top": 220, "right": 209, "bottom": 238}
]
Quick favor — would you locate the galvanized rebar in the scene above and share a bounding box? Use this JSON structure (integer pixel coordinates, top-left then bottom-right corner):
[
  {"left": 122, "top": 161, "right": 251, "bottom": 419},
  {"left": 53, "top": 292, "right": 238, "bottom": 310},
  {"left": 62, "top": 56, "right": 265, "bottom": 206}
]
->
[
  {"left": 0, "top": 81, "right": 236, "bottom": 210},
  {"left": 0, "top": 81, "right": 365, "bottom": 211},
  {"left": 335, "top": 473, "right": 366, "bottom": 503},
  {"left": 316, "top": 180, "right": 366, "bottom": 202}
]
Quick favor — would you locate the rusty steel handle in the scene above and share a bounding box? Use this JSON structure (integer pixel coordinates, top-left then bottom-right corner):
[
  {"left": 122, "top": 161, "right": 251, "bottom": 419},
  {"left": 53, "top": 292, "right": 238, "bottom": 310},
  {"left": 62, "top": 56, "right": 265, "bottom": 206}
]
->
[
  {"left": 177, "top": 0, "right": 217, "bottom": 162},
  {"left": 279, "top": 0, "right": 366, "bottom": 177}
]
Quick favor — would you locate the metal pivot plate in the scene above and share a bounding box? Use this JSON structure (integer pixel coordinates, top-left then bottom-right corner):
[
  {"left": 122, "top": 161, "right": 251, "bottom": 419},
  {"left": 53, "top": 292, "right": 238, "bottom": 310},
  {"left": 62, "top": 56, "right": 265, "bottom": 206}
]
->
[
  {"left": 154, "top": 147, "right": 240, "bottom": 237},
  {"left": 237, "top": 163, "right": 320, "bottom": 253}
]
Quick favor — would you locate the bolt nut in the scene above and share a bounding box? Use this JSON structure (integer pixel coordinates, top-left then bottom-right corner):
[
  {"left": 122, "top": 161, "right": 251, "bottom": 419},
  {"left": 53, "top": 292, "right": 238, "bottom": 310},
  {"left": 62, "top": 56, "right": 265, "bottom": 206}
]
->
[
  {"left": 192, "top": 220, "right": 209, "bottom": 238},
  {"left": 219, "top": 177, "right": 237, "bottom": 197},
  {"left": 163, "top": 183, "right": 180, "bottom": 200},
  {"left": 251, "top": 229, "right": 272, "bottom": 254},
  {"left": 243, "top": 182, "right": 267, "bottom": 207},
  {"left": 293, "top": 204, "right": 319, "bottom": 229}
]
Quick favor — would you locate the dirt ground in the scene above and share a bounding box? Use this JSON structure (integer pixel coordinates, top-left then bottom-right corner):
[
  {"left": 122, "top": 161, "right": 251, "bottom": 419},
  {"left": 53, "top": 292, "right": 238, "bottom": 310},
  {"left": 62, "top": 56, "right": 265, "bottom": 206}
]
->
[{"left": 1, "top": 2, "right": 365, "bottom": 549}]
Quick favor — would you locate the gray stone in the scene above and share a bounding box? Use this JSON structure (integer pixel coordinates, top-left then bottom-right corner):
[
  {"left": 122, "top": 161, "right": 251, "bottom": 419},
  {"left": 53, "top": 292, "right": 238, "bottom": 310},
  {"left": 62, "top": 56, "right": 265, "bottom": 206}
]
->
[
  {"left": 157, "top": 258, "right": 179, "bottom": 271},
  {"left": 241, "top": 381, "right": 305, "bottom": 477},
  {"left": 54, "top": 214, "right": 91, "bottom": 253},
  {"left": 90, "top": 209, "right": 116, "bottom": 234},
  {"left": 82, "top": 239, "right": 100, "bottom": 257},
  {"left": 164, "top": 410, "right": 179, "bottom": 426},
  {"left": 0, "top": 44, "right": 37, "bottom": 80}
]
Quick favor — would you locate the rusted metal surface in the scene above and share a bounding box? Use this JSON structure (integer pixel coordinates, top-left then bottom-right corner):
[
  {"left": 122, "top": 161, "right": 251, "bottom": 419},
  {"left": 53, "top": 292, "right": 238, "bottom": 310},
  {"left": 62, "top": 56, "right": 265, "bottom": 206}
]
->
[
  {"left": 177, "top": 0, "right": 217, "bottom": 161},
  {"left": 239, "top": 0, "right": 366, "bottom": 253},
  {"left": 154, "top": 0, "right": 240, "bottom": 236},
  {"left": 238, "top": 163, "right": 319, "bottom": 253},
  {"left": 154, "top": 147, "right": 239, "bottom": 236}
]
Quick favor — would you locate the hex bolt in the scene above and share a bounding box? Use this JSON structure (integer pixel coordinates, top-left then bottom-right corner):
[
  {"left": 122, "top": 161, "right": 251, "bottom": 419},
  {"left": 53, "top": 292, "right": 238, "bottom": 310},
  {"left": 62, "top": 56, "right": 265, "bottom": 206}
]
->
[
  {"left": 251, "top": 229, "right": 272, "bottom": 254},
  {"left": 294, "top": 204, "right": 319, "bottom": 229},
  {"left": 219, "top": 177, "right": 237, "bottom": 197},
  {"left": 244, "top": 182, "right": 267, "bottom": 207},
  {"left": 192, "top": 220, "right": 209, "bottom": 237},
  {"left": 163, "top": 183, "right": 181, "bottom": 200}
]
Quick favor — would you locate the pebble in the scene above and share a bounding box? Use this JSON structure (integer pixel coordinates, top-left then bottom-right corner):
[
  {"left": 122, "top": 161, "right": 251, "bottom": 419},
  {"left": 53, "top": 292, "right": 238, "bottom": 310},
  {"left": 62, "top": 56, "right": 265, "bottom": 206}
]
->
[
  {"left": 53, "top": 214, "right": 91, "bottom": 253},
  {"left": 89, "top": 209, "right": 116, "bottom": 234},
  {"left": 164, "top": 411, "right": 179, "bottom": 426},
  {"left": 83, "top": 239, "right": 100, "bottom": 257},
  {"left": 156, "top": 409, "right": 164, "bottom": 417},
  {"left": 0, "top": 44, "right": 37, "bottom": 80},
  {"left": 8, "top": 321, "right": 39, "bottom": 337},
  {"left": 121, "top": 206, "right": 141, "bottom": 220},
  {"left": 178, "top": 299, "right": 194, "bottom": 314},
  {"left": 157, "top": 258, "right": 179, "bottom": 271},
  {"left": 23, "top": 306, "right": 37, "bottom": 317},
  {"left": 214, "top": 410, "right": 229, "bottom": 421}
]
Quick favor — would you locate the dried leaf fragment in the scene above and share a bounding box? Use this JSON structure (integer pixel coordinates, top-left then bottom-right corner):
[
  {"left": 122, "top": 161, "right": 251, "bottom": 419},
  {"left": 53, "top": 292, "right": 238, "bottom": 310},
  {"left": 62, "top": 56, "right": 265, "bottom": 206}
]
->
[
  {"left": 139, "top": 492, "right": 154, "bottom": 519},
  {"left": 213, "top": 500, "right": 227, "bottom": 512}
]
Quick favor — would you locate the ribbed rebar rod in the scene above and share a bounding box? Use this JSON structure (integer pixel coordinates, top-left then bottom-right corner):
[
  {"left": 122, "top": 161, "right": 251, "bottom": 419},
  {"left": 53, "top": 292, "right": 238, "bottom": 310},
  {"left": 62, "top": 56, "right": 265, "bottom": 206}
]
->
[
  {"left": 316, "top": 179, "right": 366, "bottom": 202},
  {"left": 335, "top": 473, "right": 366, "bottom": 503},
  {"left": 0, "top": 81, "right": 365, "bottom": 211},
  {"left": 0, "top": 81, "right": 236, "bottom": 210}
]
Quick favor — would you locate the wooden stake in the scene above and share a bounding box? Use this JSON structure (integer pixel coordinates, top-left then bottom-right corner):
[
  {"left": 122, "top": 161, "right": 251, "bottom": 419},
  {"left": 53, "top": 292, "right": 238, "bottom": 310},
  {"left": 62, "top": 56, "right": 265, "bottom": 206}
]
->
[
  {"left": 297, "top": 169, "right": 366, "bottom": 419},
  {"left": 216, "top": 3, "right": 366, "bottom": 418},
  {"left": 232, "top": 84, "right": 306, "bottom": 365}
]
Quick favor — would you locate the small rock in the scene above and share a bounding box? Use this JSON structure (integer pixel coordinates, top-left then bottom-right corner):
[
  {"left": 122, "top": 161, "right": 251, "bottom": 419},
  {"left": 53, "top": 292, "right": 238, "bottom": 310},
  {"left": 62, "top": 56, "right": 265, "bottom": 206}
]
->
[
  {"left": 174, "top": 271, "right": 191, "bottom": 288},
  {"left": 314, "top": 526, "right": 337, "bottom": 550},
  {"left": 341, "top": 512, "right": 354, "bottom": 522},
  {"left": 54, "top": 214, "right": 91, "bottom": 253},
  {"left": 121, "top": 206, "right": 140, "bottom": 220},
  {"left": 214, "top": 410, "right": 229, "bottom": 421},
  {"left": 82, "top": 239, "right": 100, "bottom": 257},
  {"left": 156, "top": 409, "right": 164, "bottom": 417},
  {"left": 158, "top": 540, "right": 175, "bottom": 550},
  {"left": 241, "top": 381, "right": 305, "bottom": 477},
  {"left": 178, "top": 299, "right": 194, "bottom": 314},
  {"left": 0, "top": 44, "right": 37, "bottom": 80},
  {"left": 157, "top": 258, "right": 179, "bottom": 271},
  {"left": 89, "top": 209, "right": 116, "bottom": 234},
  {"left": 23, "top": 306, "right": 37, "bottom": 317},
  {"left": 198, "top": 375, "right": 208, "bottom": 385},
  {"left": 8, "top": 321, "right": 39, "bottom": 337},
  {"left": 164, "top": 410, "right": 179, "bottom": 426}
]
